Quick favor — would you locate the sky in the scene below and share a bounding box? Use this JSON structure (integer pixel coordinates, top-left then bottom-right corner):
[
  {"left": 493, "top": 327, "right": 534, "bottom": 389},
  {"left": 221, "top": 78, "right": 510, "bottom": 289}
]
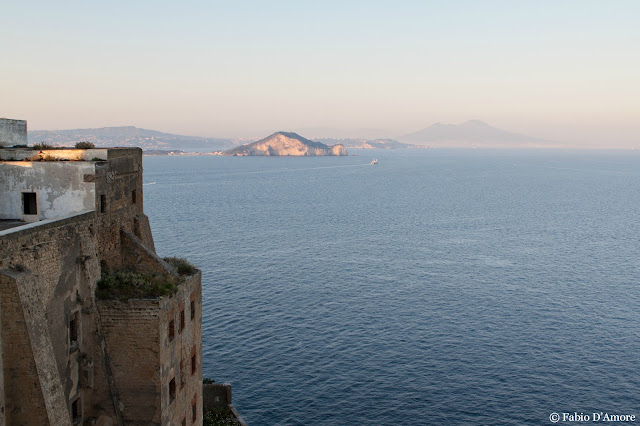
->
[{"left": 1, "top": 1, "right": 639, "bottom": 146}]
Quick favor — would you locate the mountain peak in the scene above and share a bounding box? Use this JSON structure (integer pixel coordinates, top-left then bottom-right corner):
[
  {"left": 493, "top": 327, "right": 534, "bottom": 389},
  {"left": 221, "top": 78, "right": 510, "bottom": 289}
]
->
[
  {"left": 461, "top": 120, "right": 489, "bottom": 127},
  {"left": 398, "top": 120, "right": 555, "bottom": 147}
]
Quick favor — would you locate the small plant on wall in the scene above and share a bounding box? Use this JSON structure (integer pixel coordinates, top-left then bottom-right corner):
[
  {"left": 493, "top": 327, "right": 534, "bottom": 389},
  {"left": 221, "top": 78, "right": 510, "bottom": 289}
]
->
[{"left": 75, "top": 141, "right": 96, "bottom": 149}]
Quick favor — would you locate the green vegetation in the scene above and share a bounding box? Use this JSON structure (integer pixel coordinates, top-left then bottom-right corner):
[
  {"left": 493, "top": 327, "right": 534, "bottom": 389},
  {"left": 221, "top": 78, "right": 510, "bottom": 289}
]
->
[
  {"left": 204, "top": 407, "right": 236, "bottom": 426},
  {"left": 75, "top": 141, "right": 96, "bottom": 149},
  {"left": 163, "top": 257, "right": 197, "bottom": 276},
  {"left": 32, "top": 143, "right": 53, "bottom": 150},
  {"left": 96, "top": 269, "right": 179, "bottom": 301},
  {"left": 203, "top": 377, "right": 215, "bottom": 384},
  {"left": 91, "top": 157, "right": 105, "bottom": 161}
]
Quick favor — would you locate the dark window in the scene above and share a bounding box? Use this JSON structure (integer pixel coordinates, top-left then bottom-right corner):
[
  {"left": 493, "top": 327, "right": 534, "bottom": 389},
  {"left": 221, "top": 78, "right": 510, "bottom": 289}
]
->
[
  {"left": 169, "top": 378, "right": 176, "bottom": 403},
  {"left": 100, "top": 194, "right": 106, "bottom": 213},
  {"left": 169, "top": 320, "right": 175, "bottom": 342},
  {"left": 180, "top": 360, "right": 185, "bottom": 388},
  {"left": 192, "top": 397, "right": 197, "bottom": 423},
  {"left": 71, "top": 398, "right": 81, "bottom": 423},
  {"left": 180, "top": 309, "right": 185, "bottom": 332},
  {"left": 191, "top": 353, "right": 197, "bottom": 376},
  {"left": 190, "top": 300, "right": 195, "bottom": 320},
  {"left": 132, "top": 189, "right": 137, "bottom": 204},
  {"left": 22, "top": 192, "right": 37, "bottom": 215},
  {"left": 182, "top": 418, "right": 187, "bottom": 426},
  {"left": 69, "top": 312, "right": 80, "bottom": 352}
]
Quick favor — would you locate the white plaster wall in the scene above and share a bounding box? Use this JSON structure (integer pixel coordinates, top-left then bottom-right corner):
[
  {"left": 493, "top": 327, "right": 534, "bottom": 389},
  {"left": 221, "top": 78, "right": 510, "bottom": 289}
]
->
[
  {"left": 0, "top": 119, "right": 27, "bottom": 146},
  {"left": 0, "top": 162, "right": 96, "bottom": 220}
]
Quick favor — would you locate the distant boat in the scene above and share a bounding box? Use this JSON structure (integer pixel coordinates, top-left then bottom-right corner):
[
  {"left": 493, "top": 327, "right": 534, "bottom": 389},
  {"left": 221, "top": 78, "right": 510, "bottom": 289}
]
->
[
  {"left": 370, "top": 159, "right": 378, "bottom": 165},
  {"left": 143, "top": 181, "right": 157, "bottom": 185}
]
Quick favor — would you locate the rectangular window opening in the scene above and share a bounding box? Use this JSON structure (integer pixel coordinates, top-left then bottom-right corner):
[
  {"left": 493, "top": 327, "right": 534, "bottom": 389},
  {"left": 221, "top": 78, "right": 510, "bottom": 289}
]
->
[
  {"left": 190, "top": 300, "right": 195, "bottom": 320},
  {"left": 22, "top": 192, "right": 37, "bottom": 215},
  {"left": 69, "top": 312, "right": 80, "bottom": 352},
  {"left": 100, "top": 194, "right": 106, "bottom": 213},
  {"left": 191, "top": 353, "right": 197, "bottom": 376},
  {"left": 182, "top": 418, "right": 187, "bottom": 426},
  {"left": 132, "top": 189, "right": 137, "bottom": 204},
  {"left": 192, "top": 397, "right": 197, "bottom": 423},
  {"left": 180, "top": 309, "right": 185, "bottom": 332},
  {"left": 180, "top": 360, "right": 185, "bottom": 388},
  {"left": 169, "top": 320, "right": 175, "bottom": 342},
  {"left": 169, "top": 378, "right": 176, "bottom": 403},
  {"left": 71, "top": 398, "right": 81, "bottom": 423}
]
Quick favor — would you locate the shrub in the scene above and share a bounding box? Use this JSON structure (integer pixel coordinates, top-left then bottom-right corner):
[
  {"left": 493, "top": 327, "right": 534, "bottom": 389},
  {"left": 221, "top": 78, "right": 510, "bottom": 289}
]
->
[
  {"left": 96, "top": 269, "right": 179, "bottom": 301},
  {"left": 204, "top": 407, "right": 236, "bottom": 426},
  {"left": 164, "top": 257, "right": 197, "bottom": 276},
  {"left": 32, "top": 143, "right": 53, "bottom": 150},
  {"left": 75, "top": 141, "right": 96, "bottom": 149},
  {"left": 91, "top": 157, "right": 105, "bottom": 161},
  {"left": 203, "top": 377, "right": 215, "bottom": 384},
  {"left": 13, "top": 264, "right": 26, "bottom": 272}
]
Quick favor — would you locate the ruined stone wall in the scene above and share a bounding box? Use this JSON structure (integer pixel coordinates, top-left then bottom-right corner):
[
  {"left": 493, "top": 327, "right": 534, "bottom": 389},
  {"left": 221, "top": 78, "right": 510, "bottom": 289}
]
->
[
  {"left": 96, "top": 272, "right": 203, "bottom": 426},
  {"left": 0, "top": 272, "right": 49, "bottom": 425},
  {"left": 0, "top": 119, "right": 27, "bottom": 147},
  {"left": 160, "top": 272, "right": 203, "bottom": 426},
  {"left": 94, "top": 148, "right": 154, "bottom": 268},
  {"left": 0, "top": 296, "right": 4, "bottom": 426},
  {"left": 0, "top": 212, "right": 120, "bottom": 425},
  {"left": 97, "top": 300, "right": 162, "bottom": 425},
  {"left": 0, "top": 147, "right": 204, "bottom": 425}
]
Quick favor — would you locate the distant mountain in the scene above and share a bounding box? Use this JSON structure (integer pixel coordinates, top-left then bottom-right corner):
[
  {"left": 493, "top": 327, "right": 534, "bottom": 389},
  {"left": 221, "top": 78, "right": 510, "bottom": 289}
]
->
[
  {"left": 222, "top": 132, "right": 347, "bottom": 156},
  {"left": 398, "top": 120, "right": 556, "bottom": 147},
  {"left": 28, "top": 126, "right": 234, "bottom": 152},
  {"left": 315, "top": 138, "right": 424, "bottom": 149},
  {"left": 294, "top": 127, "right": 395, "bottom": 140}
]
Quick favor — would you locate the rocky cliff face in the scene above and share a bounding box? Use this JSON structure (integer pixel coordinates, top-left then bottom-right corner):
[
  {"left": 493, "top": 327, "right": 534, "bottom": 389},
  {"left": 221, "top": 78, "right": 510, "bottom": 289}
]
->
[{"left": 223, "top": 132, "right": 348, "bottom": 156}]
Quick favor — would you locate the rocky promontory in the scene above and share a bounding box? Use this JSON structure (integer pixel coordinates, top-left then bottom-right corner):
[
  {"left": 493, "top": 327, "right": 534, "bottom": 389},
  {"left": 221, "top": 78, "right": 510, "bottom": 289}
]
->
[{"left": 222, "top": 132, "right": 348, "bottom": 156}]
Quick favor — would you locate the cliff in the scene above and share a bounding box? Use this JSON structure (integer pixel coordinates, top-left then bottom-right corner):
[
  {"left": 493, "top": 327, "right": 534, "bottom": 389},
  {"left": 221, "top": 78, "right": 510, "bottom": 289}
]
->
[{"left": 222, "top": 132, "right": 348, "bottom": 156}]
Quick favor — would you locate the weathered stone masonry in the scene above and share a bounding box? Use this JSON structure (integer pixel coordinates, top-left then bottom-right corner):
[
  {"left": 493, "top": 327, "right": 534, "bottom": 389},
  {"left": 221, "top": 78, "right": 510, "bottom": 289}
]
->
[{"left": 0, "top": 147, "right": 203, "bottom": 425}]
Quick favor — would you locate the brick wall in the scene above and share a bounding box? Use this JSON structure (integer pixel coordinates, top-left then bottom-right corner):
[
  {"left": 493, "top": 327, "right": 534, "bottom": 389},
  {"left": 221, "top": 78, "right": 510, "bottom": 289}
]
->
[
  {"left": 97, "top": 300, "right": 162, "bottom": 425},
  {"left": 0, "top": 272, "right": 49, "bottom": 425},
  {"left": 160, "top": 272, "right": 203, "bottom": 426},
  {"left": 0, "top": 148, "right": 204, "bottom": 425},
  {"left": 0, "top": 212, "right": 121, "bottom": 425}
]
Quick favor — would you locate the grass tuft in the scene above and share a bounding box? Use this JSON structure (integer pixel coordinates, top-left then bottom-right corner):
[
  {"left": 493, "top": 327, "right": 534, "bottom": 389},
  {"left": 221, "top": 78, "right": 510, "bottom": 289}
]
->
[
  {"left": 96, "top": 268, "right": 179, "bottom": 301},
  {"left": 163, "top": 257, "right": 197, "bottom": 276},
  {"left": 32, "top": 143, "right": 53, "bottom": 150}
]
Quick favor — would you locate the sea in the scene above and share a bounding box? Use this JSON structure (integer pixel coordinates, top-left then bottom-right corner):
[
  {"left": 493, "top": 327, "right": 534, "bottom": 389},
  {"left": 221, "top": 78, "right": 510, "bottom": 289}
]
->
[{"left": 142, "top": 149, "right": 640, "bottom": 425}]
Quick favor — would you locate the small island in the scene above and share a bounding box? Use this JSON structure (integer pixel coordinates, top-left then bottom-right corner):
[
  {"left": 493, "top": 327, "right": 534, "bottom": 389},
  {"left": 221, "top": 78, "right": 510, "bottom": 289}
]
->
[{"left": 221, "top": 132, "right": 348, "bottom": 156}]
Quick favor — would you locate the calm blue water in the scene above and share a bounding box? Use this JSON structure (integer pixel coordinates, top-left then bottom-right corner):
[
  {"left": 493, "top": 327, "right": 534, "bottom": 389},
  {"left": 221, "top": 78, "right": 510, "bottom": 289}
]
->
[{"left": 143, "top": 150, "right": 640, "bottom": 425}]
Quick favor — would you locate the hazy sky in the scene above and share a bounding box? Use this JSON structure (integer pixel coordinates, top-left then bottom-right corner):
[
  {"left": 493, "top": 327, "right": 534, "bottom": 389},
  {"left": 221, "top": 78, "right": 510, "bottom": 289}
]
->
[{"left": 1, "top": 1, "right": 639, "bottom": 146}]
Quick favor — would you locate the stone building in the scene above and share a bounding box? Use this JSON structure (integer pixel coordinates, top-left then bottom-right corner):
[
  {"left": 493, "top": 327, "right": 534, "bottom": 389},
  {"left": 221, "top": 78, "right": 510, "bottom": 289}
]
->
[
  {"left": 0, "top": 135, "right": 204, "bottom": 424},
  {"left": 0, "top": 119, "right": 27, "bottom": 148}
]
